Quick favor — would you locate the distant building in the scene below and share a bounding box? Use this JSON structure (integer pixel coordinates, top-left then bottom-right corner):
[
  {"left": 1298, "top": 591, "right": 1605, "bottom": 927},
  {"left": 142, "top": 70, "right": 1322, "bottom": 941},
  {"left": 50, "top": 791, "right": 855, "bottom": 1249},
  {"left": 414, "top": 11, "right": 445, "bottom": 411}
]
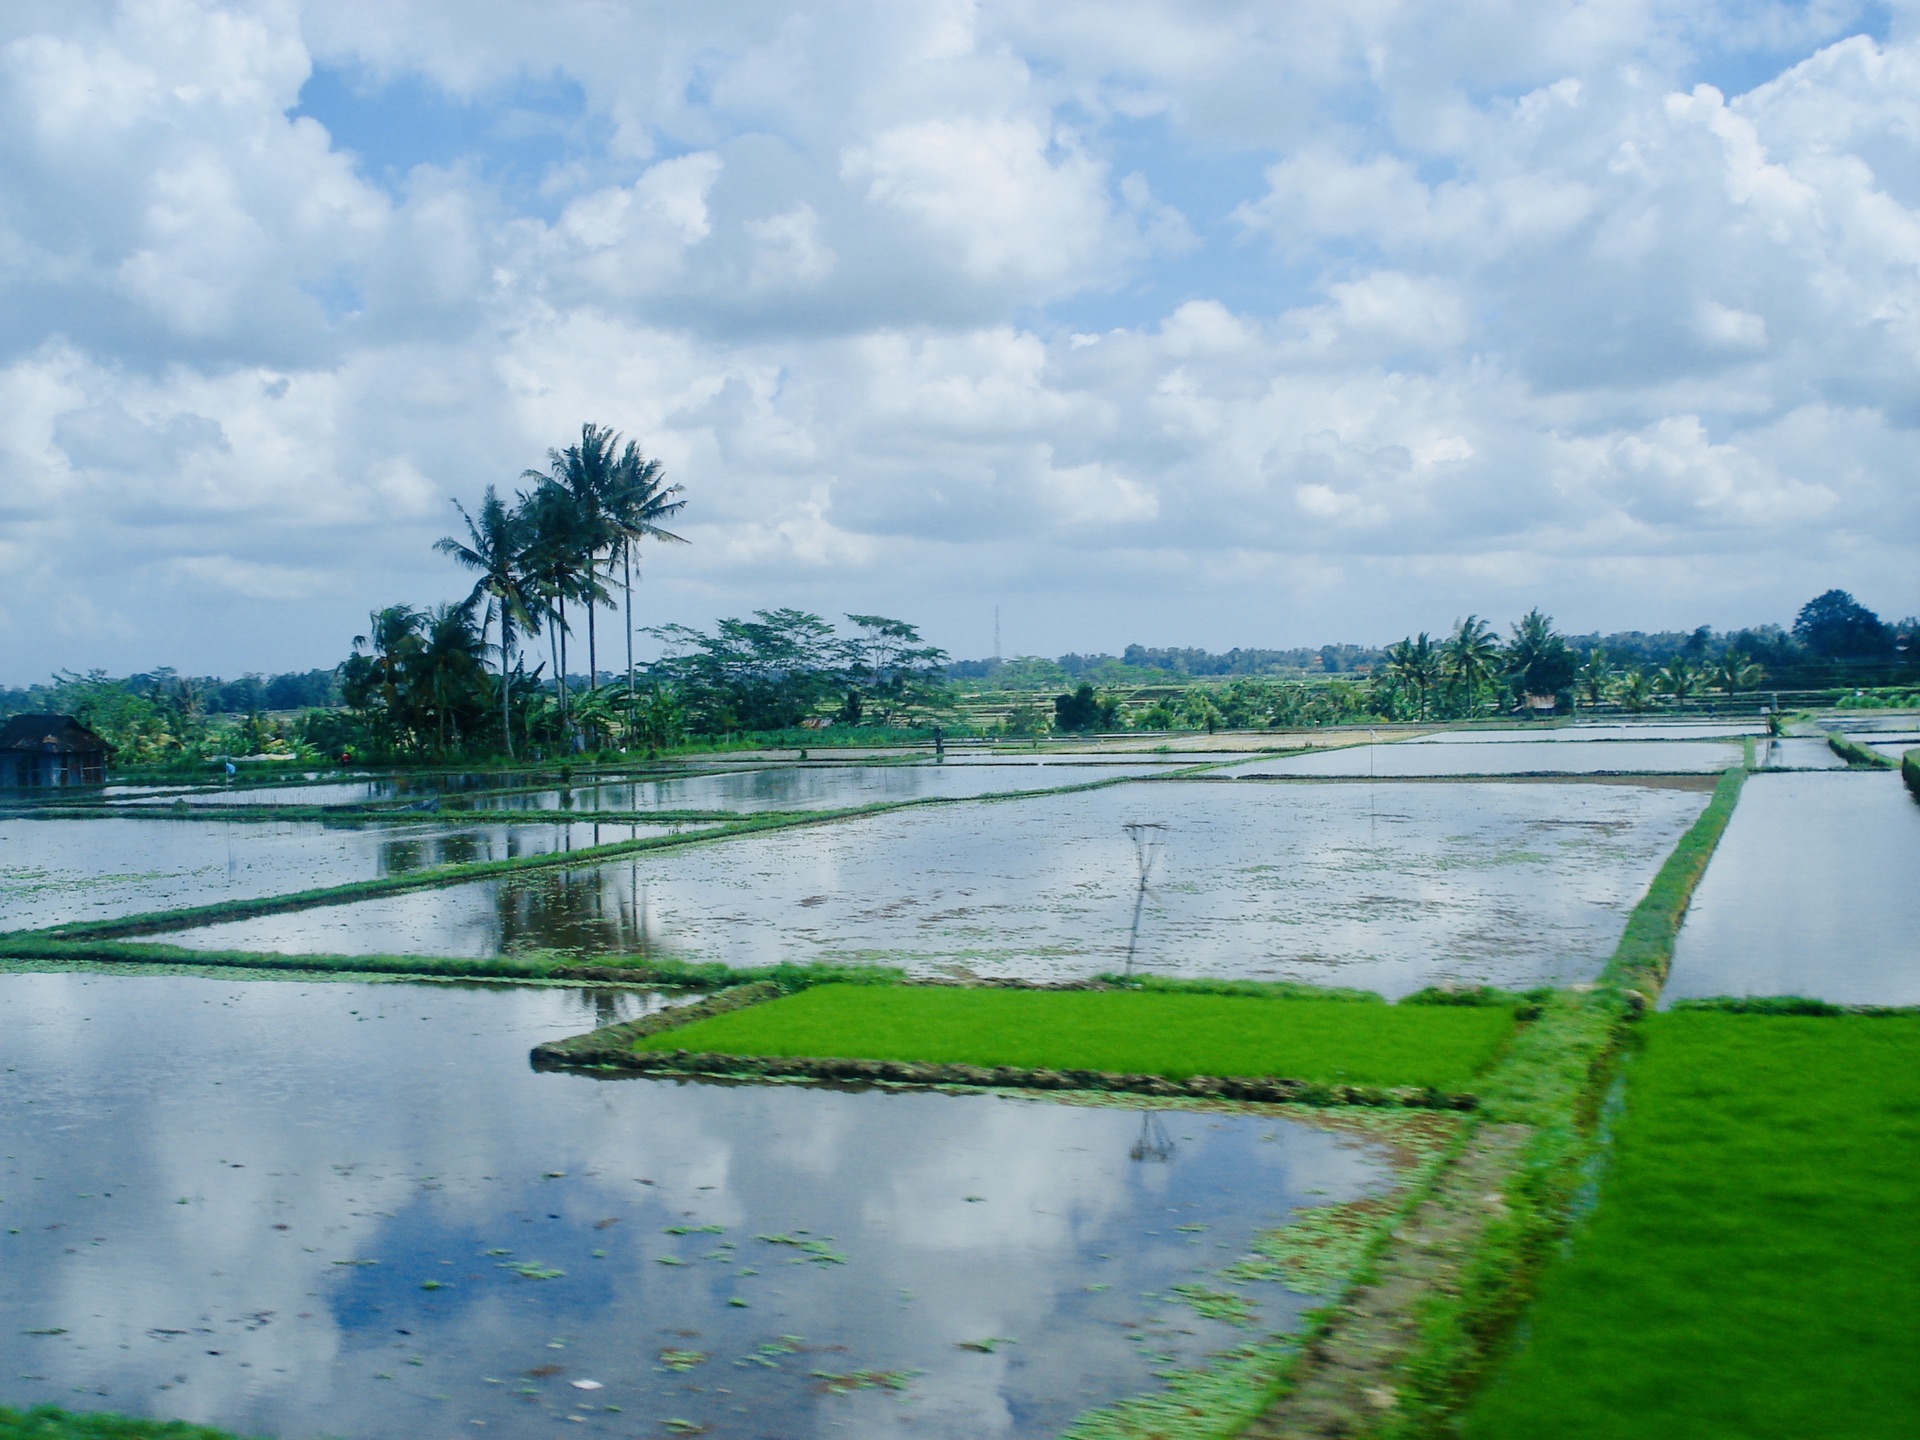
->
[{"left": 0, "top": 714, "right": 113, "bottom": 787}]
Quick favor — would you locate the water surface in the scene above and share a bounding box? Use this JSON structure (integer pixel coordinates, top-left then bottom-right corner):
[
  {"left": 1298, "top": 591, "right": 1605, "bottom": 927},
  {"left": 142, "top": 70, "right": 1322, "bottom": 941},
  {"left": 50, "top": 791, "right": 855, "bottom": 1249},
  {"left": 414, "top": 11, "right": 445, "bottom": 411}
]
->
[
  {"left": 1405, "top": 723, "right": 1761, "bottom": 744},
  {"left": 463, "top": 762, "right": 1174, "bottom": 814},
  {"left": 1665, "top": 772, "right": 1920, "bottom": 1005},
  {"left": 1216, "top": 740, "right": 1741, "bottom": 778},
  {"left": 0, "top": 818, "right": 701, "bottom": 930},
  {"left": 165, "top": 781, "right": 1706, "bottom": 996},
  {"left": 0, "top": 973, "right": 1405, "bottom": 1440}
]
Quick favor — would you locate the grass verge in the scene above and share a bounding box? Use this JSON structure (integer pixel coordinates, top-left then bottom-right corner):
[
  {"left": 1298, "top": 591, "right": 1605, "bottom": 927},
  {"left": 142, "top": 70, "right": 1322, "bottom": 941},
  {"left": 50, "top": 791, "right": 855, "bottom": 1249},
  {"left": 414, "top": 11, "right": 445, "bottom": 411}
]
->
[
  {"left": 0, "top": 1408, "right": 250, "bottom": 1440},
  {"left": 627, "top": 983, "right": 1520, "bottom": 1090},
  {"left": 1463, "top": 1011, "right": 1920, "bottom": 1440},
  {"left": 1827, "top": 732, "right": 1896, "bottom": 768},
  {"left": 1365, "top": 767, "right": 1746, "bottom": 1436},
  {"left": 1903, "top": 747, "right": 1919, "bottom": 800}
]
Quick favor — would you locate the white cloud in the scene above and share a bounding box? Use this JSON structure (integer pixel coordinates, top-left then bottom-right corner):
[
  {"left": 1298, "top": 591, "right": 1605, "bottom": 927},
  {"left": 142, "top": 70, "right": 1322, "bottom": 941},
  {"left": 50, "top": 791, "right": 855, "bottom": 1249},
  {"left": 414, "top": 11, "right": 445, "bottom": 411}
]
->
[{"left": 0, "top": 0, "right": 1915, "bottom": 679}]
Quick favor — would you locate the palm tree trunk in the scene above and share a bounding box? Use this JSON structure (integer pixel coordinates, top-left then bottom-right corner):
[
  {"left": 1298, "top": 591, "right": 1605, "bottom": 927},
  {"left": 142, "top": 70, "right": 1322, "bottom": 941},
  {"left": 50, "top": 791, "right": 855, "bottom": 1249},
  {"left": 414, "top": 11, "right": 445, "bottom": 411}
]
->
[
  {"left": 624, "top": 544, "right": 636, "bottom": 747},
  {"left": 587, "top": 563, "right": 598, "bottom": 693},
  {"left": 558, "top": 596, "right": 571, "bottom": 739}
]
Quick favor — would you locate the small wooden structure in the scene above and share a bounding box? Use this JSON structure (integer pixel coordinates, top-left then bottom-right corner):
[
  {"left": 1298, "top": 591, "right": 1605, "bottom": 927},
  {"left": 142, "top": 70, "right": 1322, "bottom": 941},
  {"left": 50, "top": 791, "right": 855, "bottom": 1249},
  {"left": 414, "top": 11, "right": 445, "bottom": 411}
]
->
[{"left": 0, "top": 714, "right": 113, "bottom": 787}]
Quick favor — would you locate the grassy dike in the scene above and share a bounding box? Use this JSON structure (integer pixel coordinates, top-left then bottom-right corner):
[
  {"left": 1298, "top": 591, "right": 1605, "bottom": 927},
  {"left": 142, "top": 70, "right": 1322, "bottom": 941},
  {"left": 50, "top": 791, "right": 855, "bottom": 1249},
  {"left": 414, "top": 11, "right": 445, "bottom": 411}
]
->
[
  {"left": 1903, "top": 747, "right": 1919, "bottom": 800},
  {"left": 1354, "top": 765, "right": 1748, "bottom": 1439},
  {"left": 1827, "top": 732, "right": 1896, "bottom": 768},
  {"left": 0, "top": 1408, "right": 252, "bottom": 1440}
]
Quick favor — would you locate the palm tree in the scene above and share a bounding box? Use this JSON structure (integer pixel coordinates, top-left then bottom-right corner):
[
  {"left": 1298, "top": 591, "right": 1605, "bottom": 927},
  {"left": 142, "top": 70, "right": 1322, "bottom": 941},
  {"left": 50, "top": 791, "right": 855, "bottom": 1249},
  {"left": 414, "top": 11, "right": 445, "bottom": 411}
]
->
[
  {"left": 516, "top": 481, "right": 601, "bottom": 740},
  {"left": 603, "top": 439, "right": 687, "bottom": 741},
  {"left": 1616, "top": 665, "right": 1655, "bottom": 714},
  {"left": 354, "top": 605, "right": 425, "bottom": 718},
  {"left": 1712, "top": 652, "right": 1764, "bottom": 702},
  {"left": 1504, "top": 610, "right": 1576, "bottom": 714},
  {"left": 1659, "top": 658, "right": 1698, "bottom": 710},
  {"left": 1442, "top": 615, "right": 1500, "bottom": 718},
  {"left": 1383, "top": 634, "right": 1441, "bottom": 720},
  {"left": 526, "top": 424, "right": 624, "bottom": 692},
  {"left": 1577, "top": 648, "right": 1615, "bottom": 712},
  {"left": 436, "top": 486, "right": 540, "bottom": 758},
  {"left": 416, "top": 601, "right": 489, "bottom": 753}
]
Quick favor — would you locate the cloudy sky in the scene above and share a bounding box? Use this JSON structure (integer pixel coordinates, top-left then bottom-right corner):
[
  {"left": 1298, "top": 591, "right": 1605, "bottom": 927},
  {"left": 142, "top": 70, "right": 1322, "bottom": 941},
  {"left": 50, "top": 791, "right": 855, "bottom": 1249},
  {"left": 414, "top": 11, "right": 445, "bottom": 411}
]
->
[{"left": 1, "top": 0, "right": 1916, "bottom": 681}]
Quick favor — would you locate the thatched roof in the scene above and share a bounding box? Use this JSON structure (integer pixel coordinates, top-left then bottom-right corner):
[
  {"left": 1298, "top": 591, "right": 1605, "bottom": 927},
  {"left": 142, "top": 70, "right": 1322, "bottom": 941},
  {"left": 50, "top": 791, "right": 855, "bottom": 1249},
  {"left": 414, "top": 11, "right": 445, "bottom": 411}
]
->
[{"left": 0, "top": 713, "right": 114, "bottom": 754}]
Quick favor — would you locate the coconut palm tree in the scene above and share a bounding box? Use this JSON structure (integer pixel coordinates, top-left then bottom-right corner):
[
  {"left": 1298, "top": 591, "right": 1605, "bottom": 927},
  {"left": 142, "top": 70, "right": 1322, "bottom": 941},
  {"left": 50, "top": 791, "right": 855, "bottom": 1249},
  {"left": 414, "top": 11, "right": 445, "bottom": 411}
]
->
[
  {"left": 436, "top": 486, "right": 541, "bottom": 758},
  {"left": 1504, "top": 610, "right": 1576, "bottom": 713},
  {"left": 1577, "top": 648, "right": 1616, "bottom": 712},
  {"left": 1385, "top": 633, "right": 1441, "bottom": 720},
  {"left": 1659, "top": 658, "right": 1698, "bottom": 710},
  {"left": 1616, "top": 665, "right": 1656, "bottom": 714},
  {"left": 526, "top": 424, "right": 625, "bottom": 691},
  {"left": 1711, "top": 653, "right": 1764, "bottom": 702},
  {"left": 516, "top": 481, "right": 604, "bottom": 740},
  {"left": 603, "top": 439, "right": 687, "bottom": 740},
  {"left": 416, "top": 601, "right": 489, "bottom": 753},
  {"left": 1442, "top": 615, "right": 1500, "bottom": 718}
]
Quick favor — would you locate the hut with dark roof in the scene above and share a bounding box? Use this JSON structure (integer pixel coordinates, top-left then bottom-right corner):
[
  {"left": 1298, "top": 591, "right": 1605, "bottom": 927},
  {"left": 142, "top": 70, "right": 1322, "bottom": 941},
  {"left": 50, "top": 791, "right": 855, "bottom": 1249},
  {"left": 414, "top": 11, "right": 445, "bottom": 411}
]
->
[{"left": 0, "top": 714, "right": 113, "bottom": 787}]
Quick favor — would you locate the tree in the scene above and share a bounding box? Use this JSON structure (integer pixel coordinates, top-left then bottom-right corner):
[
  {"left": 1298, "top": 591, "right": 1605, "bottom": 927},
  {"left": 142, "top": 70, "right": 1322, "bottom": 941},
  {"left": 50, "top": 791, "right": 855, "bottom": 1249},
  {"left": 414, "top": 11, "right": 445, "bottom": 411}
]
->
[
  {"left": 351, "top": 605, "right": 425, "bottom": 743},
  {"left": 1384, "top": 633, "right": 1441, "bottom": 720},
  {"left": 436, "top": 486, "right": 540, "bottom": 757},
  {"left": 1658, "top": 657, "right": 1698, "bottom": 708},
  {"left": 1504, "top": 610, "right": 1577, "bottom": 710},
  {"left": 1616, "top": 666, "right": 1655, "bottom": 714},
  {"left": 1576, "top": 648, "right": 1615, "bottom": 711},
  {"left": 416, "top": 601, "right": 489, "bottom": 753},
  {"left": 1442, "top": 616, "right": 1501, "bottom": 718},
  {"left": 526, "top": 425, "right": 622, "bottom": 691},
  {"left": 1711, "top": 653, "right": 1764, "bottom": 701},
  {"left": 1793, "top": 589, "right": 1891, "bottom": 659},
  {"left": 1054, "top": 683, "right": 1119, "bottom": 733},
  {"left": 604, "top": 438, "right": 687, "bottom": 739},
  {"left": 841, "top": 614, "right": 950, "bottom": 725}
]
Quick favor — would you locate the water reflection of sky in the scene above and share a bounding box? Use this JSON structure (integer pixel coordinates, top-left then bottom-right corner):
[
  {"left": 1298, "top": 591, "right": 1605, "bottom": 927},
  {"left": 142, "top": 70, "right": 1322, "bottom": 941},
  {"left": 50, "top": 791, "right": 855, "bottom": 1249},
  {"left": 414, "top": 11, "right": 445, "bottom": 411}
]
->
[
  {"left": 1217, "top": 739, "right": 1742, "bottom": 776},
  {"left": 0, "top": 974, "right": 1403, "bottom": 1440},
  {"left": 1406, "top": 723, "right": 1763, "bottom": 744},
  {"left": 1665, "top": 772, "right": 1920, "bottom": 1006},
  {"left": 464, "top": 762, "right": 1176, "bottom": 814},
  {"left": 165, "top": 781, "right": 1705, "bottom": 996},
  {"left": 0, "top": 819, "right": 700, "bottom": 930}
]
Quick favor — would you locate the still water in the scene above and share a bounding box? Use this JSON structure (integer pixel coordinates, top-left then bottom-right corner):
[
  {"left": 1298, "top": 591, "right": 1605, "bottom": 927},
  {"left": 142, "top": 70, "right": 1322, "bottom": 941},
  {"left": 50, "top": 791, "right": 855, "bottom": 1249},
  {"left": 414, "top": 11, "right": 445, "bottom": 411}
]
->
[
  {"left": 110, "top": 773, "right": 562, "bottom": 809},
  {"left": 1216, "top": 740, "right": 1742, "bottom": 778},
  {"left": 0, "top": 973, "right": 1406, "bottom": 1440},
  {"left": 161, "top": 781, "right": 1705, "bottom": 997},
  {"left": 1405, "top": 723, "right": 1762, "bottom": 744},
  {"left": 1664, "top": 772, "right": 1920, "bottom": 1006},
  {"left": 0, "top": 819, "right": 703, "bottom": 931},
  {"left": 1753, "top": 737, "right": 1848, "bottom": 770},
  {"left": 462, "top": 762, "right": 1177, "bottom": 815}
]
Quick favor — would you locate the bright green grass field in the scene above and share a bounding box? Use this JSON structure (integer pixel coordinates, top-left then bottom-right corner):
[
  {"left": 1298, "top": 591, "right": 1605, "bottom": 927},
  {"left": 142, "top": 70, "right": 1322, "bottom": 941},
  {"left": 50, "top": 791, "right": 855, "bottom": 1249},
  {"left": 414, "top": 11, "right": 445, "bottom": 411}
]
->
[
  {"left": 0, "top": 1408, "right": 250, "bottom": 1440},
  {"left": 634, "top": 984, "right": 1517, "bottom": 1089},
  {"left": 1467, "top": 1011, "right": 1920, "bottom": 1440}
]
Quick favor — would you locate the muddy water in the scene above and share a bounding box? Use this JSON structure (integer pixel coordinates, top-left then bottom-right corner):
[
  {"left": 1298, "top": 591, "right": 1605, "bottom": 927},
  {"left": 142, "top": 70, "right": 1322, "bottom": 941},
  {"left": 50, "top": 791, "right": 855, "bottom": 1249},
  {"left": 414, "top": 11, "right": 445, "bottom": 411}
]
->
[
  {"left": 0, "top": 818, "right": 704, "bottom": 931},
  {"left": 462, "top": 761, "right": 1177, "bottom": 814},
  {"left": 1217, "top": 739, "right": 1742, "bottom": 777},
  {"left": 0, "top": 973, "right": 1405, "bottom": 1440},
  {"left": 1664, "top": 772, "right": 1920, "bottom": 1006},
  {"left": 162, "top": 781, "right": 1705, "bottom": 997}
]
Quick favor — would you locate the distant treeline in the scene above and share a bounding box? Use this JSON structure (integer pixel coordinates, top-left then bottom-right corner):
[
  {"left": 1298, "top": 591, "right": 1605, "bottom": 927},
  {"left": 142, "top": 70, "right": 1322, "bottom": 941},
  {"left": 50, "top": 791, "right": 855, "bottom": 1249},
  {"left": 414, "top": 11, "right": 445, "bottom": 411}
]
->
[{"left": 0, "top": 667, "right": 339, "bottom": 720}]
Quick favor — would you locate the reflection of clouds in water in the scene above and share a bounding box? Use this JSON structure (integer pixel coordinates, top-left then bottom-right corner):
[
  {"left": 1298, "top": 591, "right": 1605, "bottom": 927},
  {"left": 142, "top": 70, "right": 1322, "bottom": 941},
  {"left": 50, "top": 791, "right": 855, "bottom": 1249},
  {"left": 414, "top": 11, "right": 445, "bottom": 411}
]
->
[
  {"left": 176, "top": 781, "right": 1705, "bottom": 996},
  {"left": 2, "top": 975, "right": 1401, "bottom": 1440},
  {"left": 0, "top": 818, "right": 681, "bottom": 929}
]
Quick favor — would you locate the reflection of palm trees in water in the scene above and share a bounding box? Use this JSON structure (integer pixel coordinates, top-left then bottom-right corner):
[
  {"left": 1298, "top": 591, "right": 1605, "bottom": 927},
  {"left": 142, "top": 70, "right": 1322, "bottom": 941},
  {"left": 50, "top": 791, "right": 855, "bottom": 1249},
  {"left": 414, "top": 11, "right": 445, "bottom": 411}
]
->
[
  {"left": 1129, "top": 1112, "right": 1175, "bottom": 1163},
  {"left": 493, "top": 859, "right": 673, "bottom": 961}
]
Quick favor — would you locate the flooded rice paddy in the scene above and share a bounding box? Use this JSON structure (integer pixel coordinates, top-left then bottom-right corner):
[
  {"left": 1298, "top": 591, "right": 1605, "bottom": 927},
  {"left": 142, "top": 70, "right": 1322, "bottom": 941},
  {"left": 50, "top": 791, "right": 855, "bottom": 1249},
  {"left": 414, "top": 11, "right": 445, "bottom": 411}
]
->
[
  {"left": 1405, "top": 723, "right": 1762, "bottom": 744},
  {"left": 1753, "top": 737, "right": 1849, "bottom": 770},
  {"left": 460, "top": 761, "right": 1182, "bottom": 814},
  {"left": 160, "top": 780, "right": 1707, "bottom": 996},
  {"left": 1, "top": 972, "right": 1412, "bottom": 1440},
  {"left": 0, "top": 818, "right": 702, "bottom": 931},
  {"left": 1665, "top": 772, "right": 1920, "bottom": 1006},
  {"left": 1216, "top": 738, "right": 1742, "bottom": 778}
]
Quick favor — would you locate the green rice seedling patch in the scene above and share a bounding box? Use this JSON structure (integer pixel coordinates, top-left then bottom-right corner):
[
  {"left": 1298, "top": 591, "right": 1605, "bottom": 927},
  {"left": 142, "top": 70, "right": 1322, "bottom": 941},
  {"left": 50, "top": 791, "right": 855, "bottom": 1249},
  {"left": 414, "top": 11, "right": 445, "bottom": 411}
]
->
[
  {"left": 1465, "top": 1010, "right": 1920, "bottom": 1440},
  {"left": 0, "top": 1408, "right": 253, "bottom": 1440},
  {"left": 632, "top": 984, "right": 1519, "bottom": 1090}
]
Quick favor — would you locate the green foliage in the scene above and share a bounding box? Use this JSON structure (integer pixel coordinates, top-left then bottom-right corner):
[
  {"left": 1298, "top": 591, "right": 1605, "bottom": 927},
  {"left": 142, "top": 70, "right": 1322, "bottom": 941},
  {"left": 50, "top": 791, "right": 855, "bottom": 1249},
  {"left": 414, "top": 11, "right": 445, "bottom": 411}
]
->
[
  {"left": 1828, "top": 732, "right": 1896, "bottom": 768},
  {"left": 1465, "top": 1012, "right": 1920, "bottom": 1440},
  {"left": 1053, "top": 682, "right": 1121, "bottom": 733},
  {"left": 1504, "top": 608, "right": 1577, "bottom": 709},
  {"left": 1905, "top": 748, "right": 1920, "bottom": 801},
  {"left": 1794, "top": 587, "right": 1893, "bottom": 659},
  {"left": 0, "top": 1407, "right": 252, "bottom": 1440},
  {"left": 1835, "top": 686, "right": 1920, "bottom": 709},
  {"left": 630, "top": 984, "right": 1519, "bottom": 1089}
]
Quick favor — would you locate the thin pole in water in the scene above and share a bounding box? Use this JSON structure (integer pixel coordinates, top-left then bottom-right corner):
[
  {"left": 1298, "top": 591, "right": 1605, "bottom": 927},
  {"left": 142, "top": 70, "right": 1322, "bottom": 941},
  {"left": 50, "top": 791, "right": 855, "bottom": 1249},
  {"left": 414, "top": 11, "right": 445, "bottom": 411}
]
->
[
  {"left": 1122, "top": 821, "right": 1167, "bottom": 976},
  {"left": 1368, "top": 728, "right": 1378, "bottom": 843}
]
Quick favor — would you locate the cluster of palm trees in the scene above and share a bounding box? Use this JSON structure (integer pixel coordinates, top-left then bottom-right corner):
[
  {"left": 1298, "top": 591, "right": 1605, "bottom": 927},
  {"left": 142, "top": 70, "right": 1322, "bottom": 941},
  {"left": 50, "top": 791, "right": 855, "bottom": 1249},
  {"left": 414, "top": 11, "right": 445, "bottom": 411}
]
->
[
  {"left": 1382, "top": 611, "right": 1765, "bottom": 720},
  {"left": 436, "top": 424, "right": 687, "bottom": 756}
]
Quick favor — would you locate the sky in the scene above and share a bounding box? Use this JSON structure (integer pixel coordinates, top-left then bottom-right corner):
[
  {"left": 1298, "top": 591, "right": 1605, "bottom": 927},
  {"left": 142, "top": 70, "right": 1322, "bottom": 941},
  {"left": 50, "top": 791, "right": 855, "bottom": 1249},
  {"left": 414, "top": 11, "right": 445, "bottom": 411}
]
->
[{"left": 1, "top": 0, "right": 1917, "bottom": 682}]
